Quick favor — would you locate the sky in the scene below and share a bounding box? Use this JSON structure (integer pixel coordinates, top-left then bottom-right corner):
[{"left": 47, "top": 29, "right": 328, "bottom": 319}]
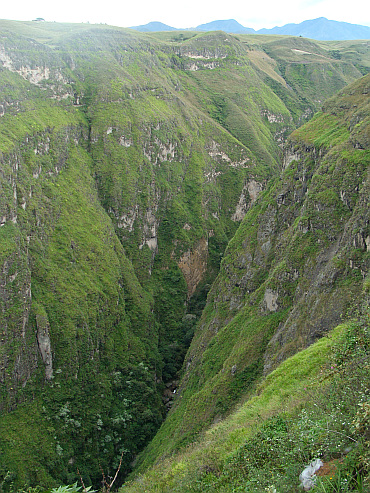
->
[{"left": 1, "top": 0, "right": 369, "bottom": 30}]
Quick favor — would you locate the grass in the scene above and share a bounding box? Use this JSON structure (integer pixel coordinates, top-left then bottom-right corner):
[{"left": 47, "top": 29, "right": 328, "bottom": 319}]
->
[
  {"left": 0, "top": 102, "right": 84, "bottom": 154},
  {"left": 0, "top": 399, "right": 58, "bottom": 488},
  {"left": 291, "top": 112, "right": 350, "bottom": 148},
  {"left": 123, "top": 312, "right": 369, "bottom": 492}
]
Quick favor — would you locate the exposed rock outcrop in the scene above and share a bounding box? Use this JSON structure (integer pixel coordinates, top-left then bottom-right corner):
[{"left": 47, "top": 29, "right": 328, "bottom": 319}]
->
[
  {"left": 178, "top": 238, "right": 209, "bottom": 297},
  {"left": 36, "top": 310, "right": 53, "bottom": 380}
]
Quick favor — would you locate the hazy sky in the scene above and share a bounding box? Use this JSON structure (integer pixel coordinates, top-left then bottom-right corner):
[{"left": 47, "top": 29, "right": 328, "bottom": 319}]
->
[{"left": 1, "top": 0, "right": 369, "bottom": 30}]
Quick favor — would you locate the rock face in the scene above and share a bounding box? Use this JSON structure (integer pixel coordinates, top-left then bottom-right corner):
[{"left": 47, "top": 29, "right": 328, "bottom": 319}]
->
[
  {"left": 178, "top": 238, "right": 209, "bottom": 297},
  {"left": 231, "top": 179, "right": 263, "bottom": 221},
  {"left": 0, "top": 245, "right": 36, "bottom": 395},
  {"left": 36, "top": 311, "right": 53, "bottom": 380},
  {"left": 0, "top": 99, "right": 161, "bottom": 483}
]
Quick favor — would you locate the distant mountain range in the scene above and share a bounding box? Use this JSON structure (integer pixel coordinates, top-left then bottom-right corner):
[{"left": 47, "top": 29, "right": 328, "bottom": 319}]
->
[
  {"left": 195, "top": 19, "right": 254, "bottom": 34},
  {"left": 130, "top": 21, "right": 178, "bottom": 32},
  {"left": 130, "top": 17, "right": 370, "bottom": 40}
]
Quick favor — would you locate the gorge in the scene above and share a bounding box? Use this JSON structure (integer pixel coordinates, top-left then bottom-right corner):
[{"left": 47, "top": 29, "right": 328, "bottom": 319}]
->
[{"left": 0, "top": 20, "right": 369, "bottom": 492}]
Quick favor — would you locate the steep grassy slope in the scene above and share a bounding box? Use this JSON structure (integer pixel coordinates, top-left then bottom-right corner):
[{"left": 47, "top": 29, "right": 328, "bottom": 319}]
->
[
  {"left": 131, "top": 74, "right": 370, "bottom": 476},
  {"left": 124, "top": 304, "right": 369, "bottom": 492},
  {"left": 0, "top": 97, "right": 162, "bottom": 485},
  {"left": 0, "top": 20, "right": 368, "bottom": 488}
]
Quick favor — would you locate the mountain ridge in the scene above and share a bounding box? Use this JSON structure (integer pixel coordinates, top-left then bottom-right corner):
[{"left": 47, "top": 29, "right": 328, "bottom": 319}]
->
[
  {"left": 130, "top": 16, "right": 370, "bottom": 40},
  {"left": 195, "top": 19, "right": 254, "bottom": 34},
  {"left": 130, "top": 21, "right": 177, "bottom": 32}
]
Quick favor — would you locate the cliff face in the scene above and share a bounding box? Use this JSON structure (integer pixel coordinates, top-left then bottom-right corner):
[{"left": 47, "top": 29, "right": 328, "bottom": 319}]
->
[
  {"left": 135, "top": 74, "right": 369, "bottom": 471},
  {"left": 0, "top": 26, "right": 163, "bottom": 484},
  {"left": 0, "top": 20, "right": 368, "bottom": 487},
  {"left": 0, "top": 114, "right": 162, "bottom": 484}
]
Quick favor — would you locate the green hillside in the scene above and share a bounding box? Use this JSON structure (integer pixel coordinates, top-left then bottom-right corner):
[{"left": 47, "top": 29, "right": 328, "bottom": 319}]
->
[
  {"left": 124, "top": 314, "right": 369, "bottom": 492},
  {"left": 126, "top": 74, "right": 370, "bottom": 489},
  {"left": 0, "top": 20, "right": 368, "bottom": 490}
]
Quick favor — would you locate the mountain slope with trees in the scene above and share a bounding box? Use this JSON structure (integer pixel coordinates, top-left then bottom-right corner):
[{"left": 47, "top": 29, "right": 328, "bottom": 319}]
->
[{"left": 125, "top": 73, "right": 370, "bottom": 492}]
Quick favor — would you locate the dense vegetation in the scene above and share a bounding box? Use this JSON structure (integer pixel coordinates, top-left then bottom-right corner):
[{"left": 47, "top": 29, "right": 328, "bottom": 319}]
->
[
  {"left": 0, "top": 19, "right": 368, "bottom": 491},
  {"left": 124, "top": 296, "right": 369, "bottom": 492}
]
